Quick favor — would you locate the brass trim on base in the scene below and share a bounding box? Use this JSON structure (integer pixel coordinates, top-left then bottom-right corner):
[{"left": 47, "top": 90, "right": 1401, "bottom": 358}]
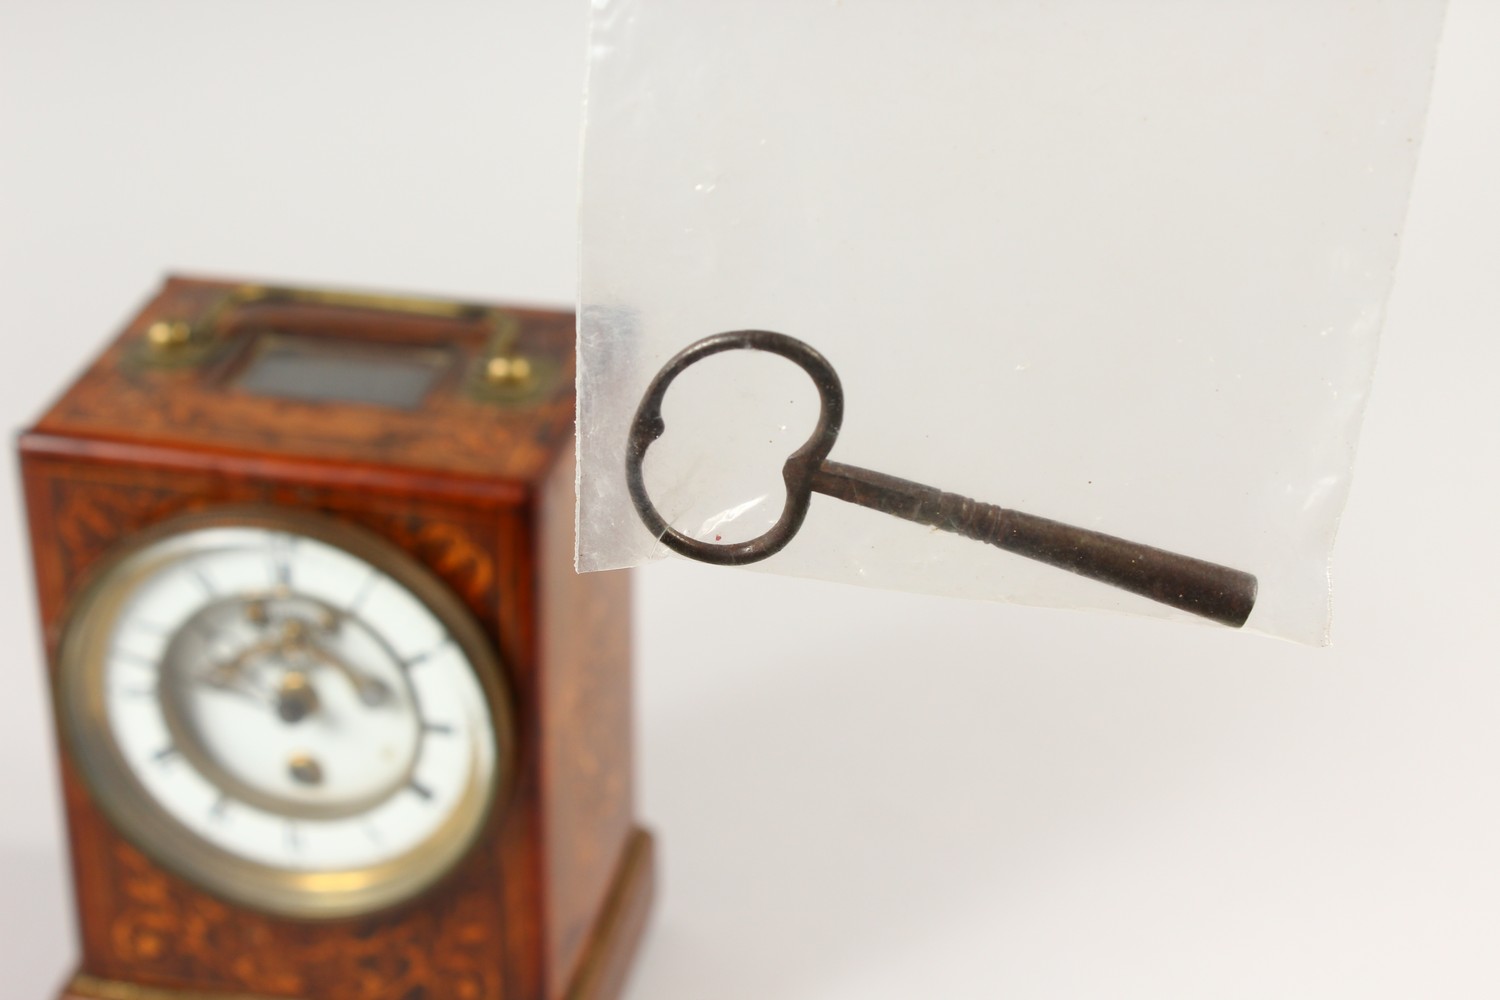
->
[
  {"left": 61, "top": 974, "right": 295, "bottom": 1000},
  {"left": 567, "top": 827, "right": 657, "bottom": 1000}
]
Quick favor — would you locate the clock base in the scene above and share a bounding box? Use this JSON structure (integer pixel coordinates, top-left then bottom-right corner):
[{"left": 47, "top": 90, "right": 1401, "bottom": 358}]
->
[
  {"left": 56, "top": 828, "right": 656, "bottom": 1000},
  {"left": 559, "top": 827, "right": 657, "bottom": 1000}
]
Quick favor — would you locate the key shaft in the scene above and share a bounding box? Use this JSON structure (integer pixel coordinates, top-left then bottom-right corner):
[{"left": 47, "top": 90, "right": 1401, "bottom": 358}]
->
[{"left": 812, "top": 461, "right": 1256, "bottom": 627}]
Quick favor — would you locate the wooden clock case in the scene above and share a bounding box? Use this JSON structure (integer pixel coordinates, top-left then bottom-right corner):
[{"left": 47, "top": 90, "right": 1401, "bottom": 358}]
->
[{"left": 19, "top": 277, "right": 653, "bottom": 1000}]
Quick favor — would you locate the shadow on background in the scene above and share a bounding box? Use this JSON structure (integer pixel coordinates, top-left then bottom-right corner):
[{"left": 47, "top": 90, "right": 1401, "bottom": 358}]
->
[{"left": 626, "top": 561, "right": 1278, "bottom": 1000}]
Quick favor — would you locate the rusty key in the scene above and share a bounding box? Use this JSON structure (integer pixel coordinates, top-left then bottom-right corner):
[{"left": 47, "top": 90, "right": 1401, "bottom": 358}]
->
[{"left": 625, "top": 330, "right": 1257, "bottom": 627}]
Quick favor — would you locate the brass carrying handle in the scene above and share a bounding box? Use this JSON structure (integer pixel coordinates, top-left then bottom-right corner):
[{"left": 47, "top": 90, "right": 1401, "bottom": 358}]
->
[
  {"left": 142, "top": 283, "right": 521, "bottom": 363},
  {"left": 213, "top": 284, "right": 515, "bottom": 347}
]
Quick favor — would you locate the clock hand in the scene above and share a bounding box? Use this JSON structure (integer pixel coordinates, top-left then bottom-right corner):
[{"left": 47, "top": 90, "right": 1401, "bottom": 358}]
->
[
  {"left": 302, "top": 643, "right": 393, "bottom": 707},
  {"left": 198, "top": 635, "right": 281, "bottom": 701},
  {"left": 268, "top": 615, "right": 391, "bottom": 706},
  {"left": 199, "top": 668, "right": 273, "bottom": 705}
]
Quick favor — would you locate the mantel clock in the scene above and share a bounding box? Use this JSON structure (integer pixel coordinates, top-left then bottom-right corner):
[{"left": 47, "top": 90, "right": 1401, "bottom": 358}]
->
[{"left": 20, "top": 277, "right": 652, "bottom": 1000}]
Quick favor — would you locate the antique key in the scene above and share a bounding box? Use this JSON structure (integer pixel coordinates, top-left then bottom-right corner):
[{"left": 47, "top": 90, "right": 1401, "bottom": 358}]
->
[{"left": 626, "top": 330, "right": 1258, "bottom": 627}]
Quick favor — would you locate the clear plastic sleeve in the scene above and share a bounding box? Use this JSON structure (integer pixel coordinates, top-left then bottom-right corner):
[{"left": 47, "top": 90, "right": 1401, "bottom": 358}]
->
[{"left": 577, "top": 0, "right": 1447, "bottom": 644}]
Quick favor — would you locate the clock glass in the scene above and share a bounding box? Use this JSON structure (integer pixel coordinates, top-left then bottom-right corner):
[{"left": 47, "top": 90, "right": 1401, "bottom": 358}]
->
[{"left": 57, "top": 509, "right": 510, "bottom": 920}]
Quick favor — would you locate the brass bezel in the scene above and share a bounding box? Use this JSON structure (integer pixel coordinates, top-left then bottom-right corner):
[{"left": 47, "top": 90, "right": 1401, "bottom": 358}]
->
[{"left": 56, "top": 506, "right": 515, "bottom": 922}]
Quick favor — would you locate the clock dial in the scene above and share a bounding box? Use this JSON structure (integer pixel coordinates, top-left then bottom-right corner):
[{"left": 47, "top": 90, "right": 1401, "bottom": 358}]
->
[{"left": 59, "top": 509, "right": 511, "bottom": 919}]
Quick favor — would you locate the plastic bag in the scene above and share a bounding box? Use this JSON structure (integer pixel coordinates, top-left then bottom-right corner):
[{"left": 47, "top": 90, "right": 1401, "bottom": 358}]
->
[{"left": 577, "top": 0, "right": 1446, "bottom": 644}]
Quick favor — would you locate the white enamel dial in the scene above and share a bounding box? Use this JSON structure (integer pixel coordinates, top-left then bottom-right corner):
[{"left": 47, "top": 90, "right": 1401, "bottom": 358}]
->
[{"left": 59, "top": 510, "right": 510, "bottom": 919}]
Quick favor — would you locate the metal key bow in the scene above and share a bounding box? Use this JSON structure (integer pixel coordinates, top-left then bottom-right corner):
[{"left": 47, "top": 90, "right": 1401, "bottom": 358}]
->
[{"left": 626, "top": 330, "right": 1258, "bottom": 628}]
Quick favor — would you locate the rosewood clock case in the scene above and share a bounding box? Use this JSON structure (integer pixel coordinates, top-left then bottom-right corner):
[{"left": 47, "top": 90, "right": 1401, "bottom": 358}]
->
[{"left": 19, "top": 276, "right": 652, "bottom": 1000}]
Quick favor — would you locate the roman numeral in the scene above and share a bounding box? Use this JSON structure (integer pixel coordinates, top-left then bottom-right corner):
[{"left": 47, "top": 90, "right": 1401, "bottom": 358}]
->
[
  {"left": 347, "top": 570, "right": 381, "bottom": 613},
  {"left": 114, "top": 648, "right": 157, "bottom": 672},
  {"left": 191, "top": 565, "right": 217, "bottom": 596},
  {"left": 269, "top": 535, "right": 295, "bottom": 588},
  {"left": 403, "top": 637, "right": 452, "bottom": 670}
]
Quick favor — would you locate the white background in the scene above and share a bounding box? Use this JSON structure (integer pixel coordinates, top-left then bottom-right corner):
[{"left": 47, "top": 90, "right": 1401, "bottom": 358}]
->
[{"left": 1, "top": 2, "right": 1497, "bottom": 998}]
